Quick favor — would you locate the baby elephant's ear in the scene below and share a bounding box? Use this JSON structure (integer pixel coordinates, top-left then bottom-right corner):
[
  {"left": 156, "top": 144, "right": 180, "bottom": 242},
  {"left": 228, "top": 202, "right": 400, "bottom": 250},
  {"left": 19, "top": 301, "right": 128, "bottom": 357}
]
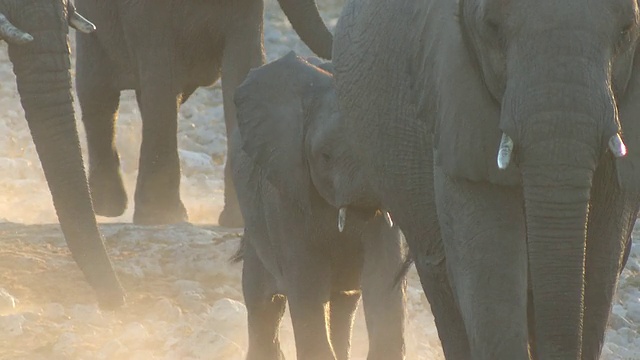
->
[{"left": 234, "top": 51, "right": 328, "bottom": 205}]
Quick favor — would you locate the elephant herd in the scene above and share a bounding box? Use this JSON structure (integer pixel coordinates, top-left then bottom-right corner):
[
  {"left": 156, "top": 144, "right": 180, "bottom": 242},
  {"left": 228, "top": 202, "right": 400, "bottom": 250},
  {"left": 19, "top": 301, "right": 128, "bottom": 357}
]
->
[{"left": 2, "top": 0, "right": 640, "bottom": 359}]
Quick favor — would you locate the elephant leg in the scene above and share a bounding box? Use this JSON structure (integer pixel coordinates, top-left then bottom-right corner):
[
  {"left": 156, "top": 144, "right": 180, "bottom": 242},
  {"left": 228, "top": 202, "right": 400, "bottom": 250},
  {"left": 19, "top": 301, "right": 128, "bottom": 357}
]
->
[
  {"left": 329, "top": 234, "right": 364, "bottom": 360},
  {"left": 76, "top": 38, "right": 127, "bottom": 218},
  {"left": 434, "top": 168, "right": 529, "bottom": 360},
  {"left": 382, "top": 145, "right": 469, "bottom": 359},
  {"left": 581, "top": 156, "right": 640, "bottom": 360},
  {"left": 243, "top": 238, "right": 286, "bottom": 360},
  {"left": 360, "top": 218, "right": 406, "bottom": 360},
  {"left": 285, "top": 246, "right": 336, "bottom": 359},
  {"left": 218, "top": 6, "right": 266, "bottom": 228},
  {"left": 132, "top": 83, "right": 188, "bottom": 225},
  {"left": 329, "top": 291, "right": 361, "bottom": 360}
]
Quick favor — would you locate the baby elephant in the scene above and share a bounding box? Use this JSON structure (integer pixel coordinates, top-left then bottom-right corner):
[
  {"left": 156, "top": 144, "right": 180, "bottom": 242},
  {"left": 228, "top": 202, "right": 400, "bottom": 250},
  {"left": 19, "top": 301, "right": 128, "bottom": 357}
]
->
[{"left": 231, "top": 52, "right": 406, "bottom": 360}]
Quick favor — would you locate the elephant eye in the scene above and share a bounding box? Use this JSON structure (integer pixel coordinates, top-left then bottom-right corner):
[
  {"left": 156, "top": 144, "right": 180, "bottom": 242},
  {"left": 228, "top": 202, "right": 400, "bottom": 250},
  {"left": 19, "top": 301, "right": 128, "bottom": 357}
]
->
[{"left": 321, "top": 152, "right": 332, "bottom": 163}]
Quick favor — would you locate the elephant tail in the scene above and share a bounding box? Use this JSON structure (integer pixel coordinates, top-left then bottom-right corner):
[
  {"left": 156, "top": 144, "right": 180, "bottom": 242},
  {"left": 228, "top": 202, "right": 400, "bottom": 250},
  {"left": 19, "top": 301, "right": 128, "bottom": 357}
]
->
[{"left": 230, "top": 235, "right": 246, "bottom": 263}]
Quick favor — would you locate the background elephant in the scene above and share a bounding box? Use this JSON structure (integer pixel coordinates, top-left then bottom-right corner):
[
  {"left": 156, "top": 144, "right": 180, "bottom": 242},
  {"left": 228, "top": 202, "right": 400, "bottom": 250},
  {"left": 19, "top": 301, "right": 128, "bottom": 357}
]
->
[
  {"left": 74, "top": 0, "right": 333, "bottom": 227},
  {"left": 231, "top": 52, "right": 406, "bottom": 359},
  {"left": 334, "top": 0, "right": 640, "bottom": 359},
  {"left": 0, "top": 0, "right": 124, "bottom": 308}
]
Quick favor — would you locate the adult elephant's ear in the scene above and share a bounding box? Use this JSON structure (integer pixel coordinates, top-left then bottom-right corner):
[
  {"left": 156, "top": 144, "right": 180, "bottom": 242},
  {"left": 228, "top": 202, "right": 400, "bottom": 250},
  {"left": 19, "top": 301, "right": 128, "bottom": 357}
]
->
[
  {"left": 234, "top": 51, "right": 328, "bottom": 206},
  {"left": 616, "top": 46, "right": 640, "bottom": 193}
]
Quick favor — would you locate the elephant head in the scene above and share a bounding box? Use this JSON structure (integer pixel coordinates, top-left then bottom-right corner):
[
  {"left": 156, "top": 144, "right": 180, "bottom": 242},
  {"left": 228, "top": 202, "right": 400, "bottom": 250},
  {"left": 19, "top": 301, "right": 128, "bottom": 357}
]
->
[
  {"left": 277, "top": 0, "right": 333, "bottom": 59},
  {"left": 441, "top": 0, "right": 640, "bottom": 357},
  {"left": 1, "top": 0, "right": 124, "bottom": 308},
  {"left": 235, "top": 52, "right": 382, "bottom": 229}
]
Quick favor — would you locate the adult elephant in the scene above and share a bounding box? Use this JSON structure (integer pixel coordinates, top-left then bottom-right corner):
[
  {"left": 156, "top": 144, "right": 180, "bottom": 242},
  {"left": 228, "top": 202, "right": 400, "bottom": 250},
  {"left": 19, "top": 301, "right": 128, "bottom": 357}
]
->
[
  {"left": 75, "top": 0, "right": 333, "bottom": 227},
  {"left": 0, "top": 0, "right": 125, "bottom": 308},
  {"left": 334, "top": 0, "right": 640, "bottom": 359}
]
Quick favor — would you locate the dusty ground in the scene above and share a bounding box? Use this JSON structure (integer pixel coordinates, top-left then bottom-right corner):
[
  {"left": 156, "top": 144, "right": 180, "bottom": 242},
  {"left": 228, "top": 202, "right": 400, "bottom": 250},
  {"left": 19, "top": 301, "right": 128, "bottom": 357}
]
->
[
  {"left": 0, "top": 223, "right": 443, "bottom": 360},
  {"left": 0, "top": 0, "right": 638, "bottom": 359}
]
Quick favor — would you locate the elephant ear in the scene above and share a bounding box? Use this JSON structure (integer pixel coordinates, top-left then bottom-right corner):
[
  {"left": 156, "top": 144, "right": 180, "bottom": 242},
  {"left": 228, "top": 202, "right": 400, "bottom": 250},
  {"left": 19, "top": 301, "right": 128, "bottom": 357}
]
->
[
  {"left": 616, "top": 45, "right": 640, "bottom": 193},
  {"left": 430, "top": 0, "right": 521, "bottom": 186},
  {"left": 234, "top": 51, "right": 332, "bottom": 206}
]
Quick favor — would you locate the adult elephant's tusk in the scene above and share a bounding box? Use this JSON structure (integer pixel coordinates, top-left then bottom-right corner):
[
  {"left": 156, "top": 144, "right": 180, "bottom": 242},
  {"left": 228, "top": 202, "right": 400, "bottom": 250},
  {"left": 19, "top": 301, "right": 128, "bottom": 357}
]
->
[
  {"left": 69, "top": 11, "right": 96, "bottom": 34},
  {"left": 383, "top": 211, "right": 394, "bottom": 227},
  {"left": 609, "top": 133, "right": 627, "bottom": 158},
  {"left": 0, "top": 13, "right": 33, "bottom": 44},
  {"left": 338, "top": 207, "right": 347, "bottom": 233},
  {"left": 497, "top": 133, "right": 514, "bottom": 170}
]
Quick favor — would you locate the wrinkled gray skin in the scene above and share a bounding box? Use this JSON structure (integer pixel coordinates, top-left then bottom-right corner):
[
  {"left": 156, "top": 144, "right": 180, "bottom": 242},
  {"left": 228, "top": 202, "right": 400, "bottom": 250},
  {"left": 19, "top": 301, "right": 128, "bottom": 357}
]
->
[
  {"left": 334, "top": 0, "right": 640, "bottom": 359},
  {"left": 0, "top": 0, "right": 125, "bottom": 309},
  {"left": 231, "top": 52, "right": 406, "bottom": 360},
  {"left": 74, "top": 0, "right": 333, "bottom": 226}
]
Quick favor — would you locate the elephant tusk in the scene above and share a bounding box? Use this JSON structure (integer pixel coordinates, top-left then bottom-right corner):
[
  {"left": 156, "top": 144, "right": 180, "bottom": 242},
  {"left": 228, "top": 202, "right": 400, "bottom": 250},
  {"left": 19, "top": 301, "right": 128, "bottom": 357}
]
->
[
  {"left": 609, "top": 133, "right": 627, "bottom": 158},
  {"left": 69, "top": 11, "right": 96, "bottom": 34},
  {"left": 338, "top": 207, "right": 347, "bottom": 233},
  {"left": 383, "top": 211, "right": 394, "bottom": 227},
  {"left": 0, "top": 13, "right": 33, "bottom": 44},
  {"left": 497, "top": 133, "right": 514, "bottom": 170}
]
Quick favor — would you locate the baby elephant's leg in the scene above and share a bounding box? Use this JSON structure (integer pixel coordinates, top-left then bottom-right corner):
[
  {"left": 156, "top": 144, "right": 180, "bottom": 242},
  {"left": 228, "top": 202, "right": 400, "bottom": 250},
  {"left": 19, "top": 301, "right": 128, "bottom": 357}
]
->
[
  {"left": 243, "top": 240, "right": 286, "bottom": 360},
  {"left": 361, "top": 218, "right": 406, "bottom": 360},
  {"left": 285, "top": 243, "right": 336, "bottom": 360},
  {"left": 330, "top": 235, "right": 365, "bottom": 360}
]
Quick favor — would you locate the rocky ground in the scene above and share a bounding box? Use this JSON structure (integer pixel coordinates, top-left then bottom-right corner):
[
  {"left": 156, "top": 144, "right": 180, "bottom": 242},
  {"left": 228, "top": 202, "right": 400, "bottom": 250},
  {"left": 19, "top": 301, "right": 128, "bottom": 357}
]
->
[{"left": 0, "top": 1, "right": 637, "bottom": 359}]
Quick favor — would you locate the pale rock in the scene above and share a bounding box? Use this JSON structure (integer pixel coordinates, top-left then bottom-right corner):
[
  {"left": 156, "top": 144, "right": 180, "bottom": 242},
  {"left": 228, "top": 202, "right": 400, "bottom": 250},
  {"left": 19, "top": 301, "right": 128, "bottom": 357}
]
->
[
  {"left": 612, "top": 303, "right": 627, "bottom": 317},
  {"left": 69, "top": 304, "right": 105, "bottom": 326},
  {"left": 609, "top": 312, "right": 633, "bottom": 330},
  {"left": 123, "top": 263, "right": 145, "bottom": 279},
  {"left": 53, "top": 332, "right": 78, "bottom": 357},
  {"left": 0, "top": 288, "right": 16, "bottom": 314},
  {"left": 119, "top": 322, "right": 149, "bottom": 344},
  {"left": 630, "top": 243, "right": 640, "bottom": 258},
  {"left": 0, "top": 314, "right": 24, "bottom": 336},
  {"left": 173, "top": 279, "right": 203, "bottom": 294},
  {"left": 625, "top": 302, "right": 640, "bottom": 323},
  {"left": 99, "top": 339, "right": 125, "bottom": 360},
  {"left": 42, "top": 302, "right": 66, "bottom": 319},
  {"left": 153, "top": 297, "right": 183, "bottom": 321},
  {"left": 179, "top": 149, "right": 214, "bottom": 176},
  {"left": 617, "top": 326, "right": 639, "bottom": 344},
  {"left": 177, "top": 290, "right": 206, "bottom": 313},
  {"left": 186, "top": 331, "right": 244, "bottom": 360}
]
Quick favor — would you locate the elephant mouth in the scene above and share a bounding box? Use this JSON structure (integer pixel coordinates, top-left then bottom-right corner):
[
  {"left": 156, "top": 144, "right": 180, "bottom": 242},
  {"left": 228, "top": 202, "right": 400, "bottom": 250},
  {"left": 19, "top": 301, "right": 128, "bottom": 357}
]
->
[{"left": 337, "top": 205, "right": 392, "bottom": 232}]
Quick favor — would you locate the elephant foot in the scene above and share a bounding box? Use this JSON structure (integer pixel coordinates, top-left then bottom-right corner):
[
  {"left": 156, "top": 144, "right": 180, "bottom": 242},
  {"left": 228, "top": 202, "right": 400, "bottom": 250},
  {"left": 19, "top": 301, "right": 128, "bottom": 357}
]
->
[
  {"left": 133, "top": 200, "right": 189, "bottom": 225},
  {"left": 89, "top": 167, "right": 128, "bottom": 217},
  {"left": 218, "top": 203, "right": 244, "bottom": 228}
]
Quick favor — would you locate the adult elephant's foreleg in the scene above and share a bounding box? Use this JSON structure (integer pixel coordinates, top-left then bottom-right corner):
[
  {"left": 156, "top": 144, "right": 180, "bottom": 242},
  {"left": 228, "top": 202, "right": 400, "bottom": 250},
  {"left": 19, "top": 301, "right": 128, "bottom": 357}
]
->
[
  {"left": 581, "top": 156, "right": 640, "bottom": 360},
  {"left": 218, "top": 9, "right": 266, "bottom": 228},
  {"left": 434, "top": 168, "right": 529, "bottom": 360},
  {"left": 382, "top": 137, "right": 470, "bottom": 360},
  {"left": 76, "top": 34, "right": 127, "bottom": 217},
  {"left": 132, "top": 79, "right": 187, "bottom": 225}
]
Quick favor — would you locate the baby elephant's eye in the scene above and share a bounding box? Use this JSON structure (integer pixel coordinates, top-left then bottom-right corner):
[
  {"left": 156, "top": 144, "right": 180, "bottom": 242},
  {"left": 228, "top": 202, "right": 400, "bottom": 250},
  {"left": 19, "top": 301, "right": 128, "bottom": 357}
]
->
[{"left": 321, "top": 152, "right": 332, "bottom": 162}]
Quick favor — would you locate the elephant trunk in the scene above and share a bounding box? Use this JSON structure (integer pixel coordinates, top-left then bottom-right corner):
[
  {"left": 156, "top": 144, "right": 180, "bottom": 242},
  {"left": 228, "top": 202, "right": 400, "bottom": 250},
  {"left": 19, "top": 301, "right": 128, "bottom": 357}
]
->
[
  {"left": 521, "top": 155, "right": 593, "bottom": 359},
  {"left": 277, "top": 0, "right": 332, "bottom": 59},
  {"left": 7, "top": 18, "right": 124, "bottom": 308},
  {"left": 511, "top": 85, "right": 609, "bottom": 358},
  {"left": 502, "top": 37, "right": 616, "bottom": 354}
]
